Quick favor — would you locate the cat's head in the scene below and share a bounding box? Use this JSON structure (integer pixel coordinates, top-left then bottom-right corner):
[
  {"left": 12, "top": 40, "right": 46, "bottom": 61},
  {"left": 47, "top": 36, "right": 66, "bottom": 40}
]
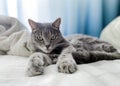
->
[{"left": 28, "top": 18, "right": 64, "bottom": 53}]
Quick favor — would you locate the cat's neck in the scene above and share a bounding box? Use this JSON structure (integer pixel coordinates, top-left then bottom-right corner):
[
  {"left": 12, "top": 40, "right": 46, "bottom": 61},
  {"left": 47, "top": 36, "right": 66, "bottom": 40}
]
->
[{"left": 49, "top": 38, "right": 70, "bottom": 54}]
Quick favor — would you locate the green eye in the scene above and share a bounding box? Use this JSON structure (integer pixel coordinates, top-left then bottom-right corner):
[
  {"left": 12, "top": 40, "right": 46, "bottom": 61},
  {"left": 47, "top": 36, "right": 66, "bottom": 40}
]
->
[
  {"left": 37, "top": 36, "right": 43, "bottom": 41},
  {"left": 51, "top": 35, "right": 56, "bottom": 40},
  {"left": 39, "top": 38, "right": 43, "bottom": 41}
]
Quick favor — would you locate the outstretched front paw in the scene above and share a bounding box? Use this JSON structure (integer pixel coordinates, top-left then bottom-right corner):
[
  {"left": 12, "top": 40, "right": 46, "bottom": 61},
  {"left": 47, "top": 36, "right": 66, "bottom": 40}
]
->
[
  {"left": 102, "top": 45, "right": 117, "bottom": 52},
  {"left": 26, "top": 53, "right": 46, "bottom": 76},
  {"left": 57, "top": 60, "right": 77, "bottom": 74}
]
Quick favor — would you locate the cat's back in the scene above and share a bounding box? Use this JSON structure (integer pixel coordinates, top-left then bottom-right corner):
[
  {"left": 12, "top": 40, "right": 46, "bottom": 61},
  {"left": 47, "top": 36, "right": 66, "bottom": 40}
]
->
[
  {"left": 65, "top": 34, "right": 100, "bottom": 44},
  {"left": 65, "top": 34, "right": 114, "bottom": 51}
]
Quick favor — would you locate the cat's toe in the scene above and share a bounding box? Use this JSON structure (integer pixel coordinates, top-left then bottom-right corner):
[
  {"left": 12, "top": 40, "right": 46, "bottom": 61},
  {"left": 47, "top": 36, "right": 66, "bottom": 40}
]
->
[
  {"left": 26, "top": 54, "right": 45, "bottom": 76},
  {"left": 102, "top": 45, "right": 116, "bottom": 52},
  {"left": 58, "top": 60, "right": 77, "bottom": 74},
  {"left": 27, "top": 65, "right": 44, "bottom": 77}
]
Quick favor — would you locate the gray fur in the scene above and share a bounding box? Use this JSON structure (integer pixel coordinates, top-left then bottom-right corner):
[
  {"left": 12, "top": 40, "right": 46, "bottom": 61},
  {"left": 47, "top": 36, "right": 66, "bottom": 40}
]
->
[{"left": 27, "top": 18, "right": 120, "bottom": 76}]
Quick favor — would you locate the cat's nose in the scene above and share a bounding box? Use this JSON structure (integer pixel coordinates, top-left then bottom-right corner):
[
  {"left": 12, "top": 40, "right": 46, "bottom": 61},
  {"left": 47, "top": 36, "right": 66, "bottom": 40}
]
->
[{"left": 46, "top": 44, "right": 50, "bottom": 49}]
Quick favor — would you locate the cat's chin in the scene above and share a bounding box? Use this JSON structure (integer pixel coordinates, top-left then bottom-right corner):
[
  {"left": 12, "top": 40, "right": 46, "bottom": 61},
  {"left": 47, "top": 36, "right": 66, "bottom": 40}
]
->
[
  {"left": 42, "top": 49, "right": 52, "bottom": 54},
  {"left": 43, "top": 51, "right": 50, "bottom": 54},
  {"left": 38, "top": 47, "right": 52, "bottom": 54}
]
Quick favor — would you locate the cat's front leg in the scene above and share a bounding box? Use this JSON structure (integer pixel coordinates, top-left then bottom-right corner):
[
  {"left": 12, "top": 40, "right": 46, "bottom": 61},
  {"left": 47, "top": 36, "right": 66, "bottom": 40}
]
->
[
  {"left": 26, "top": 52, "right": 52, "bottom": 76},
  {"left": 57, "top": 46, "right": 77, "bottom": 74}
]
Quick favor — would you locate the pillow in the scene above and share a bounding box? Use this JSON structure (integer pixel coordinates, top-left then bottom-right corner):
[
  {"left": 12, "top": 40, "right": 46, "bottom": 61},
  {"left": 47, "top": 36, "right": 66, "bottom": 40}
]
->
[{"left": 100, "top": 16, "right": 120, "bottom": 51}]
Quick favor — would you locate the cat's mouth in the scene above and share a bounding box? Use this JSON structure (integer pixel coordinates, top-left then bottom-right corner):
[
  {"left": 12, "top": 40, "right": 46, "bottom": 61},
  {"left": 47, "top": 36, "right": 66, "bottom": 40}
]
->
[
  {"left": 42, "top": 48, "right": 53, "bottom": 54},
  {"left": 45, "top": 43, "right": 69, "bottom": 54},
  {"left": 45, "top": 50, "right": 51, "bottom": 54}
]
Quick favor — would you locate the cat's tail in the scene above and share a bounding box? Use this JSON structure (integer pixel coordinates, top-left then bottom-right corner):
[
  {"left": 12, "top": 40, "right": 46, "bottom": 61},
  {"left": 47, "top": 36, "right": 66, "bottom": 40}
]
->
[{"left": 89, "top": 51, "right": 120, "bottom": 62}]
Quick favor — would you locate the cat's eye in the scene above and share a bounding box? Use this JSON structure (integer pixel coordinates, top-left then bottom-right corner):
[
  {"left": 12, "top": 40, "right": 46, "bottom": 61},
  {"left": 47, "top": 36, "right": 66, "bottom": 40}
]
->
[
  {"left": 37, "top": 36, "right": 43, "bottom": 41},
  {"left": 51, "top": 35, "right": 56, "bottom": 40},
  {"left": 39, "top": 38, "right": 43, "bottom": 41}
]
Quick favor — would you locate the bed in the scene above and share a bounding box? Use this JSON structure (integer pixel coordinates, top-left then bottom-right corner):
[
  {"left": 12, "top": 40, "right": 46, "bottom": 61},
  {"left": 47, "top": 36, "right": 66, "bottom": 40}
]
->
[
  {"left": 0, "top": 55, "right": 120, "bottom": 86},
  {"left": 0, "top": 15, "right": 120, "bottom": 86}
]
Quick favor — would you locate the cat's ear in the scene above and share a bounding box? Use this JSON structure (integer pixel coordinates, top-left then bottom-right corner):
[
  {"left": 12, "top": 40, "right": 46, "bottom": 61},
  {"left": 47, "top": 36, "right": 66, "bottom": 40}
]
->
[
  {"left": 28, "top": 19, "right": 38, "bottom": 31},
  {"left": 52, "top": 18, "right": 61, "bottom": 30}
]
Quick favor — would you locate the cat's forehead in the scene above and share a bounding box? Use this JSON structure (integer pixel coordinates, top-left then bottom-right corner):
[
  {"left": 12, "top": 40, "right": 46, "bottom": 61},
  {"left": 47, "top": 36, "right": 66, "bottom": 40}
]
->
[
  {"left": 37, "top": 23, "right": 59, "bottom": 32},
  {"left": 33, "top": 23, "right": 59, "bottom": 36},
  {"left": 37, "top": 23, "right": 52, "bottom": 28}
]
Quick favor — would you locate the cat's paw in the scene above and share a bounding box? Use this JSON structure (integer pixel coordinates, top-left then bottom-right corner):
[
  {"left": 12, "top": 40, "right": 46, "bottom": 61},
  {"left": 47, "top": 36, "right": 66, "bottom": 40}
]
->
[
  {"left": 57, "top": 60, "right": 77, "bottom": 74},
  {"left": 26, "top": 53, "right": 45, "bottom": 76},
  {"left": 27, "top": 64, "right": 44, "bottom": 77},
  {"left": 102, "top": 45, "right": 116, "bottom": 52}
]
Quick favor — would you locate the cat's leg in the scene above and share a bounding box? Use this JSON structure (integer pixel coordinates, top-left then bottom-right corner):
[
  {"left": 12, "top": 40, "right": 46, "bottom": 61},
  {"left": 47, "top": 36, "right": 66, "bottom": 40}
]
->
[
  {"left": 26, "top": 52, "right": 52, "bottom": 76},
  {"left": 57, "top": 46, "right": 77, "bottom": 74},
  {"left": 72, "top": 50, "right": 90, "bottom": 64},
  {"left": 102, "top": 44, "right": 117, "bottom": 52},
  {"left": 91, "top": 43, "right": 117, "bottom": 53}
]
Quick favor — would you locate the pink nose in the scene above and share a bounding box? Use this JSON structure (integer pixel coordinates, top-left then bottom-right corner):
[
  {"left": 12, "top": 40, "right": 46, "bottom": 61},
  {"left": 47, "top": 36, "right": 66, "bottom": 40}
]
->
[{"left": 46, "top": 44, "right": 50, "bottom": 49}]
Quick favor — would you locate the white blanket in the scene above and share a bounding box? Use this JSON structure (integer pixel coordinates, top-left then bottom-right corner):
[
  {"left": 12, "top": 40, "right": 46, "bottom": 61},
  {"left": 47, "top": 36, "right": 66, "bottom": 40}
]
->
[
  {"left": 0, "top": 16, "right": 120, "bottom": 86},
  {"left": 0, "top": 15, "right": 32, "bottom": 57},
  {"left": 0, "top": 55, "right": 120, "bottom": 86}
]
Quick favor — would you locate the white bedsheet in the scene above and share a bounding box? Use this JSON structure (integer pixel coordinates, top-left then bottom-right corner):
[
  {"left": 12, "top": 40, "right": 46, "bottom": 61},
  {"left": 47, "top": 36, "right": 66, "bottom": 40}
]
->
[
  {"left": 0, "top": 15, "right": 120, "bottom": 86},
  {"left": 0, "top": 55, "right": 120, "bottom": 86}
]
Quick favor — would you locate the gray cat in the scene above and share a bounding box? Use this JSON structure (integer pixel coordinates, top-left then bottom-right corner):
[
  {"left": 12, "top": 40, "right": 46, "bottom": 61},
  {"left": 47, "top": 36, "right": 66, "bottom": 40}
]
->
[{"left": 27, "top": 18, "right": 120, "bottom": 76}]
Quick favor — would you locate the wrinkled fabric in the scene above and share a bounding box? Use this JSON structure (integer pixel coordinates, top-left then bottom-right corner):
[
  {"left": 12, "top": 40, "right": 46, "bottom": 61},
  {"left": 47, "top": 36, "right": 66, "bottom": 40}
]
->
[
  {"left": 0, "top": 15, "right": 33, "bottom": 56},
  {"left": 0, "top": 55, "right": 120, "bottom": 86}
]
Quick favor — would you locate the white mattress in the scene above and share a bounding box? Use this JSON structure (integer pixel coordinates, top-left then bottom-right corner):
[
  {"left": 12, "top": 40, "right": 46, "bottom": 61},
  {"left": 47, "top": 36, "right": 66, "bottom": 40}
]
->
[{"left": 0, "top": 55, "right": 120, "bottom": 86}]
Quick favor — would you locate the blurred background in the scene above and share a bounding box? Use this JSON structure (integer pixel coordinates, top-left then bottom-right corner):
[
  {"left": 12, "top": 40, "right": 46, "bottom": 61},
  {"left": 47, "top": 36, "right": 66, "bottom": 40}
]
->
[{"left": 0, "top": 0, "right": 120, "bottom": 37}]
